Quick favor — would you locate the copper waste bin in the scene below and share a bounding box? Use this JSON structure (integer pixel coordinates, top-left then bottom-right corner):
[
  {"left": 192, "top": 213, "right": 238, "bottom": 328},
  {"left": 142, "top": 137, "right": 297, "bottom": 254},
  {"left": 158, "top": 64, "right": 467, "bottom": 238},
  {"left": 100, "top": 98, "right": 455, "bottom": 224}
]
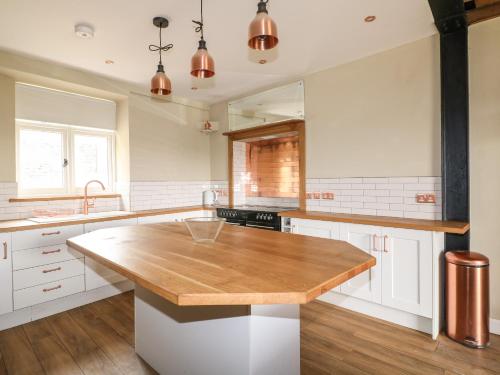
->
[{"left": 446, "top": 251, "right": 489, "bottom": 348}]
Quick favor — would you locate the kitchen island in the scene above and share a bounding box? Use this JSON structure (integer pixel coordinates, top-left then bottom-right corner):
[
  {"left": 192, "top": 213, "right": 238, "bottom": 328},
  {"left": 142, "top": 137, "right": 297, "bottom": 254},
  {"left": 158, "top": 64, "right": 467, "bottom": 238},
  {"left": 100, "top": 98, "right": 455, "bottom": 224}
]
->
[{"left": 67, "top": 222, "right": 374, "bottom": 375}]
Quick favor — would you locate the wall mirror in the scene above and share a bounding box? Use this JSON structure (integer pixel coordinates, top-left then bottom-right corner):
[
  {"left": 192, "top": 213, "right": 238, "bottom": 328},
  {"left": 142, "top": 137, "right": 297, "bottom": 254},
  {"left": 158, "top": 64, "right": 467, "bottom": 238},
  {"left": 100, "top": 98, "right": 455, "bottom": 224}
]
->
[{"left": 228, "top": 81, "right": 304, "bottom": 131}]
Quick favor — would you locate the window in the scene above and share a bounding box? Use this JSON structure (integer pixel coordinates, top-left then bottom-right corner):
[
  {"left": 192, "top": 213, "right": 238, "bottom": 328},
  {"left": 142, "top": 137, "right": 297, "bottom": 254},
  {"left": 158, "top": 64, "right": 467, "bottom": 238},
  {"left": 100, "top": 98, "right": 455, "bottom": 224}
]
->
[{"left": 17, "top": 121, "right": 115, "bottom": 195}]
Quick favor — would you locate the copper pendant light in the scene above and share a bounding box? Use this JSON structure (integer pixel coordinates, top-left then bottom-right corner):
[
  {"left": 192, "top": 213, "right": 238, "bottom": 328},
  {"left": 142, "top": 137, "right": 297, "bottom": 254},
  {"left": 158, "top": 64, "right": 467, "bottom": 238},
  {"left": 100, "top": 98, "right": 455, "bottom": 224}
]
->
[
  {"left": 149, "top": 17, "right": 174, "bottom": 95},
  {"left": 248, "top": 0, "right": 278, "bottom": 51},
  {"left": 191, "top": 0, "right": 215, "bottom": 78}
]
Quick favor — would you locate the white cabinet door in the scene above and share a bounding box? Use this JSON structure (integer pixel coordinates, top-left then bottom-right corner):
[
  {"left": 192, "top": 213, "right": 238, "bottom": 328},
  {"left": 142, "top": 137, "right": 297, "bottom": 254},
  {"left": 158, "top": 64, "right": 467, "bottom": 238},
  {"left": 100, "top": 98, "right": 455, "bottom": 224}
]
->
[
  {"left": 84, "top": 218, "right": 137, "bottom": 291},
  {"left": 339, "top": 224, "right": 382, "bottom": 304},
  {"left": 380, "top": 228, "right": 433, "bottom": 318},
  {"left": 290, "top": 219, "right": 340, "bottom": 240},
  {"left": 0, "top": 233, "right": 13, "bottom": 315}
]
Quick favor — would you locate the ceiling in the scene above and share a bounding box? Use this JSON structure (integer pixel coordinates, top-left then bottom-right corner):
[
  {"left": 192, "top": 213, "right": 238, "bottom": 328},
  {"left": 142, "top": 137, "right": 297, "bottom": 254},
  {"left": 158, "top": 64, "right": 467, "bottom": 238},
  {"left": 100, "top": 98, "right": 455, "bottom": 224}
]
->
[{"left": 0, "top": 0, "right": 437, "bottom": 104}]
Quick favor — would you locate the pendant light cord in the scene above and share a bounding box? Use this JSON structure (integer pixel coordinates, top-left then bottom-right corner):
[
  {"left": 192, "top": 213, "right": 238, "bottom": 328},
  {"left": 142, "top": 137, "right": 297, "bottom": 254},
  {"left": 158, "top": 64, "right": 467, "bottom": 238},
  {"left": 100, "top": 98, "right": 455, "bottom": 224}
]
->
[
  {"left": 193, "top": 0, "right": 204, "bottom": 40},
  {"left": 149, "top": 19, "right": 173, "bottom": 65}
]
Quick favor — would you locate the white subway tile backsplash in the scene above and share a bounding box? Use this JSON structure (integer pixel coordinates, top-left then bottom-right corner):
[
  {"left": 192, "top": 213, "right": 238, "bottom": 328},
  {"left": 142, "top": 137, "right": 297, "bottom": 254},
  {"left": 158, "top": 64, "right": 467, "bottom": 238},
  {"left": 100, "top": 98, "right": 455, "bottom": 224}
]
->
[
  {"left": 364, "top": 190, "right": 390, "bottom": 197},
  {"left": 376, "top": 183, "right": 404, "bottom": 190},
  {"left": 351, "top": 208, "right": 377, "bottom": 216},
  {"left": 364, "top": 202, "right": 390, "bottom": 210},
  {"left": 363, "top": 177, "right": 389, "bottom": 184},
  {"left": 378, "top": 210, "right": 404, "bottom": 218},
  {"left": 388, "top": 177, "right": 419, "bottom": 184},
  {"left": 307, "top": 176, "right": 442, "bottom": 220},
  {"left": 404, "top": 183, "right": 435, "bottom": 191},
  {"left": 377, "top": 196, "right": 404, "bottom": 204},
  {"left": 419, "top": 176, "right": 441, "bottom": 184}
]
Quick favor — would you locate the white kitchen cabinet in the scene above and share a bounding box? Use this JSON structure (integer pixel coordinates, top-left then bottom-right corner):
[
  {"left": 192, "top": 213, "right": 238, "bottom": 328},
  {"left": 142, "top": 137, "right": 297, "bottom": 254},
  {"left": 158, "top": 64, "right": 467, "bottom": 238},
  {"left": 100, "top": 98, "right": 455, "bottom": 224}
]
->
[
  {"left": 339, "top": 224, "right": 382, "bottom": 304},
  {"left": 0, "top": 233, "right": 13, "bottom": 315},
  {"left": 84, "top": 218, "right": 137, "bottom": 291},
  {"left": 380, "top": 227, "right": 433, "bottom": 318},
  {"left": 12, "top": 224, "right": 83, "bottom": 251},
  {"left": 285, "top": 217, "right": 439, "bottom": 336},
  {"left": 290, "top": 218, "right": 340, "bottom": 240}
]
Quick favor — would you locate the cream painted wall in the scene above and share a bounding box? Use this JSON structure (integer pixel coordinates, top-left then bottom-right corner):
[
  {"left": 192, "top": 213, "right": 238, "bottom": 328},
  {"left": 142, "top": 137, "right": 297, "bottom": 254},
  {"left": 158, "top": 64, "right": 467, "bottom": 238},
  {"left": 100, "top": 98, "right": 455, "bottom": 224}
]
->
[
  {"left": 209, "top": 36, "right": 441, "bottom": 180},
  {"left": 129, "top": 95, "right": 211, "bottom": 181},
  {"left": 0, "top": 73, "right": 15, "bottom": 181},
  {"left": 305, "top": 36, "right": 441, "bottom": 178},
  {"left": 469, "top": 18, "right": 500, "bottom": 320}
]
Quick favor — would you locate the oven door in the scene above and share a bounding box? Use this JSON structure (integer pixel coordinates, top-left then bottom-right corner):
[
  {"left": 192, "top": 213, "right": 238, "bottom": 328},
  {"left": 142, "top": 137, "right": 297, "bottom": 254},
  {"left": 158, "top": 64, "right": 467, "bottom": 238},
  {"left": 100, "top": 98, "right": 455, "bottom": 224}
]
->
[
  {"left": 224, "top": 219, "right": 246, "bottom": 226},
  {"left": 245, "top": 221, "right": 277, "bottom": 231}
]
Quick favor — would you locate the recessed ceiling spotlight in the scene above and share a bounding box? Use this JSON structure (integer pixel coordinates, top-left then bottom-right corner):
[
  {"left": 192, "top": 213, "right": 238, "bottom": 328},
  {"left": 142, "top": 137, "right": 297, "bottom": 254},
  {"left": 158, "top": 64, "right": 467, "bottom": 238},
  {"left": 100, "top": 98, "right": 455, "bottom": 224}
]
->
[
  {"left": 364, "top": 15, "right": 376, "bottom": 23},
  {"left": 259, "top": 59, "right": 267, "bottom": 64},
  {"left": 75, "top": 23, "right": 95, "bottom": 39},
  {"left": 105, "top": 59, "right": 114, "bottom": 64}
]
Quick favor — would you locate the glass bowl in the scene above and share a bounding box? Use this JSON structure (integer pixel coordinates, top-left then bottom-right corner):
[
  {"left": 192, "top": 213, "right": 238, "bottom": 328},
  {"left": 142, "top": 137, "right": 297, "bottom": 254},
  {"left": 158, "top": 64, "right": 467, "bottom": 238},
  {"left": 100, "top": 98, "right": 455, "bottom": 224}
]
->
[{"left": 184, "top": 217, "right": 225, "bottom": 243}]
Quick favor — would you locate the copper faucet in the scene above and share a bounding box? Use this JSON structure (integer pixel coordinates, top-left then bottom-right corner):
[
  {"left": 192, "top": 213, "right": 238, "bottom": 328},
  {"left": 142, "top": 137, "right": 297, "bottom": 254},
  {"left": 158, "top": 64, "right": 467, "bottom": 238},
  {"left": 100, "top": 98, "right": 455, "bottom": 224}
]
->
[{"left": 83, "top": 180, "right": 105, "bottom": 215}]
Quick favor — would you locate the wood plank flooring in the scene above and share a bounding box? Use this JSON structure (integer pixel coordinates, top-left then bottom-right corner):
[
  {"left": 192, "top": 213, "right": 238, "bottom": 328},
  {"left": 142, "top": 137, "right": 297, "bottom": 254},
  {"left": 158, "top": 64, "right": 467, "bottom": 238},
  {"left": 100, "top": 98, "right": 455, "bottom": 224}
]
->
[{"left": 0, "top": 291, "right": 497, "bottom": 375}]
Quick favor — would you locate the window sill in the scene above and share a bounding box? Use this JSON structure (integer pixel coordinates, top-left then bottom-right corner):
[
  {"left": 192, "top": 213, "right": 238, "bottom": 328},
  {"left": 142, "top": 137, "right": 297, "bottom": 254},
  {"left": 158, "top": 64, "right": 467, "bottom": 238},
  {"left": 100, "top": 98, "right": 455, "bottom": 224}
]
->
[{"left": 9, "top": 194, "right": 121, "bottom": 203}]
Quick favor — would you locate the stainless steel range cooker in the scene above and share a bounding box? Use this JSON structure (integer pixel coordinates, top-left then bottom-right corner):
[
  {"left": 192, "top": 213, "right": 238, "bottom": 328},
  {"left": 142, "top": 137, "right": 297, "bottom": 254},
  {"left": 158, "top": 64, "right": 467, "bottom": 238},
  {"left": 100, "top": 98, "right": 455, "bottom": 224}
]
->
[{"left": 216, "top": 206, "right": 296, "bottom": 231}]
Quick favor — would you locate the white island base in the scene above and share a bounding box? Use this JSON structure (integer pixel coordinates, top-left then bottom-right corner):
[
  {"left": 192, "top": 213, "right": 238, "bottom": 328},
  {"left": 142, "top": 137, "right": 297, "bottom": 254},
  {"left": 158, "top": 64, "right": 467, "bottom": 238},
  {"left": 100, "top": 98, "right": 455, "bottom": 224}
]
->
[{"left": 135, "top": 286, "right": 300, "bottom": 375}]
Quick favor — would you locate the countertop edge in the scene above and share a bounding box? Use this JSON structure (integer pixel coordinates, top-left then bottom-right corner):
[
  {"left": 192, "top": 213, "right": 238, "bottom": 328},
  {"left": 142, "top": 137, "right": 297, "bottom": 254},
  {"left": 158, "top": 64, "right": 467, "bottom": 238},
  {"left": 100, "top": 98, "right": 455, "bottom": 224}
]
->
[
  {"left": 0, "top": 206, "right": 216, "bottom": 233},
  {"left": 67, "top": 226, "right": 376, "bottom": 306},
  {"left": 279, "top": 210, "right": 470, "bottom": 234}
]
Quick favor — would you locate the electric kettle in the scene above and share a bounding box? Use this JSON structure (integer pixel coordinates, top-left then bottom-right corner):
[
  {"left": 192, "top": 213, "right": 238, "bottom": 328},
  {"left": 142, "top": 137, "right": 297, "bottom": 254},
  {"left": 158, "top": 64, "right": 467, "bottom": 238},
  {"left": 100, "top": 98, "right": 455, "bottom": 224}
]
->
[{"left": 202, "top": 190, "right": 218, "bottom": 206}]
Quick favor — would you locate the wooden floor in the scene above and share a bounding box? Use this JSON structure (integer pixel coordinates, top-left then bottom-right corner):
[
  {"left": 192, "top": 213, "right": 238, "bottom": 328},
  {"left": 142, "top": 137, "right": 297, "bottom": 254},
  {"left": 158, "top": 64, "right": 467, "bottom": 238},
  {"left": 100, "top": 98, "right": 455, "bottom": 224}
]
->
[{"left": 0, "top": 292, "right": 497, "bottom": 375}]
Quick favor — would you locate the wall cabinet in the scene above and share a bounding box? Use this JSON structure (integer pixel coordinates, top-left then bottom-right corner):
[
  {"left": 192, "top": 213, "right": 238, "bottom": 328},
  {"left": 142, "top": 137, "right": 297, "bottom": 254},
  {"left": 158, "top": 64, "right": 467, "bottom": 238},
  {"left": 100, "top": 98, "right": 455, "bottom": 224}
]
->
[
  {"left": 289, "top": 218, "right": 434, "bottom": 320},
  {"left": 0, "top": 233, "right": 13, "bottom": 316},
  {"left": 84, "top": 218, "right": 138, "bottom": 291}
]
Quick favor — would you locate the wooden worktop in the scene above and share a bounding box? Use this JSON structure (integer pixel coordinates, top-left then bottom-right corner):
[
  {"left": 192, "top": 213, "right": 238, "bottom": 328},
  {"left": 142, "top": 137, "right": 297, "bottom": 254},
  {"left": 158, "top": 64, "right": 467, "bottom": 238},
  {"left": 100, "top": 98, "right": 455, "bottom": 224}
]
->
[
  {"left": 0, "top": 206, "right": 213, "bottom": 233},
  {"left": 279, "top": 210, "right": 470, "bottom": 234},
  {"left": 67, "top": 223, "right": 375, "bottom": 306}
]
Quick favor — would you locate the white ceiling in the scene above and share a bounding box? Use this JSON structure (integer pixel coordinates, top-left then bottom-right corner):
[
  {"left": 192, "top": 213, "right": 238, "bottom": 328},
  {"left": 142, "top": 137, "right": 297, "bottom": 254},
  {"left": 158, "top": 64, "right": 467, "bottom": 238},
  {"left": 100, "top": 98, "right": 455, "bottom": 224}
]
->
[{"left": 0, "top": 0, "right": 437, "bottom": 104}]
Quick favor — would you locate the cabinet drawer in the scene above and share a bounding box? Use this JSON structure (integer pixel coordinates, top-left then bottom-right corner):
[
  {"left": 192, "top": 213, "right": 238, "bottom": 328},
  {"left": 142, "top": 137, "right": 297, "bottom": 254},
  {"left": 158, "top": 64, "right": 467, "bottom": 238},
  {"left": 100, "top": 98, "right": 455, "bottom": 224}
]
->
[
  {"left": 13, "top": 258, "right": 84, "bottom": 291},
  {"left": 14, "top": 275, "right": 85, "bottom": 310},
  {"left": 13, "top": 244, "right": 83, "bottom": 271},
  {"left": 12, "top": 225, "right": 84, "bottom": 251}
]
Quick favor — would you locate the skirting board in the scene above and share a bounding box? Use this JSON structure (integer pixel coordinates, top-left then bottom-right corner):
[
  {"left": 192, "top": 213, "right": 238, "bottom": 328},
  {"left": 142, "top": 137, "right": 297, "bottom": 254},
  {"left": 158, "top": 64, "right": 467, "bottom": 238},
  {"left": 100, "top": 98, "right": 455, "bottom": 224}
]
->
[
  {"left": 0, "top": 280, "right": 134, "bottom": 331},
  {"left": 491, "top": 319, "right": 500, "bottom": 335},
  {"left": 318, "top": 292, "right": 433, "bottom": 337}
]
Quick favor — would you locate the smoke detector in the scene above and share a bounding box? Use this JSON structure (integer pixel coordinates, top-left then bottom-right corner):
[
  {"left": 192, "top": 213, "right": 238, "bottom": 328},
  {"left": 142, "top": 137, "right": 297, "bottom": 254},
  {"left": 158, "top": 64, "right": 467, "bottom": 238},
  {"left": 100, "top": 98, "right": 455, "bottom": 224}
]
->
[{"left": 75, "top": 24, "right": 94, "bottom": 39}]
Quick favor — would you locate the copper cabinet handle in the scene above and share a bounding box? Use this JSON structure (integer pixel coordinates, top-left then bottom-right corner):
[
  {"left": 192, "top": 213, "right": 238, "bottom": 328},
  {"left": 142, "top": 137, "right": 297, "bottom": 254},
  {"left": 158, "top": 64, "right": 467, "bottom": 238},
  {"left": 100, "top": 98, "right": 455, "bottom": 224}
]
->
[
  {"left": 41, "top": 231, "right": 61, "bottom": 236},
  {"left": 42, "top": 249, "right": 62, "bottom": 255},
  {"left": 43, "top": 285, "right": 61, "bottom": 292},
  {"left": 2, "top": 242, "right": 7, "bottom": 260},
  {"left": 383, "top": 235, "right": 390, "bottom": 253},
  {"left": 42, "top": 267, "right": 62, "bottom": 274}
]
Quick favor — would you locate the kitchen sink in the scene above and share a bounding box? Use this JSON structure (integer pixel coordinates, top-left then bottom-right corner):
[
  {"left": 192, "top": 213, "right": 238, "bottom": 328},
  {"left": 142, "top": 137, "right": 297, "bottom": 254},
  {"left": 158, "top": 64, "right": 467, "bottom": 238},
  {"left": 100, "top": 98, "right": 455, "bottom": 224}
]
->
[{"left": 28, "top": 211, "right": 134, "bottom": 223}]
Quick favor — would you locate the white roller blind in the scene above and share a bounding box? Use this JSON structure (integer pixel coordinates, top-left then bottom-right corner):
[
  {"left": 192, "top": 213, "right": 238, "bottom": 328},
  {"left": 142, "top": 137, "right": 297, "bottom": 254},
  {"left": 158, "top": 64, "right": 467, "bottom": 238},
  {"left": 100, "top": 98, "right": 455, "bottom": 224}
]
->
[{"left": 15, "top": 83, "right": 116, "bottom": 130}]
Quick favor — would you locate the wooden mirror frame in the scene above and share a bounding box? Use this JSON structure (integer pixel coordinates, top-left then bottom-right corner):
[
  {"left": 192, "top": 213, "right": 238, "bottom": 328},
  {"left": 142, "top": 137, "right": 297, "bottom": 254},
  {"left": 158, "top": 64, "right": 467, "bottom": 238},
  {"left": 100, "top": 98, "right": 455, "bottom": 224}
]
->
[{"left": 223, "top": 120, "right": 306, "bottom": 210}]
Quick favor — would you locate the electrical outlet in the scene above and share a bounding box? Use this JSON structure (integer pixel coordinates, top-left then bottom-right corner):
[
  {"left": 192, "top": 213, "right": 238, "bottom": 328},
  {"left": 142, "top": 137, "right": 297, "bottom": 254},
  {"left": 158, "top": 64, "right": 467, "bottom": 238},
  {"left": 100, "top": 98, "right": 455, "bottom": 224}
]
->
[
  {"left": 321, "top": 192, "right": 335, "bottom": 200},
  {"left": 416, "top": 193, "right": 436, "bottom": 204}
]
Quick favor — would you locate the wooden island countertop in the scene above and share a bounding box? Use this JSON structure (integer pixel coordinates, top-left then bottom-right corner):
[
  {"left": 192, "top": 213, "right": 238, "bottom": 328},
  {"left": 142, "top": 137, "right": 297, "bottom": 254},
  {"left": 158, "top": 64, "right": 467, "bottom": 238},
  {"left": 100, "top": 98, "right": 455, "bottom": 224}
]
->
[{"left": 67, "top": 223, "right": 375, "bottom": 306}]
